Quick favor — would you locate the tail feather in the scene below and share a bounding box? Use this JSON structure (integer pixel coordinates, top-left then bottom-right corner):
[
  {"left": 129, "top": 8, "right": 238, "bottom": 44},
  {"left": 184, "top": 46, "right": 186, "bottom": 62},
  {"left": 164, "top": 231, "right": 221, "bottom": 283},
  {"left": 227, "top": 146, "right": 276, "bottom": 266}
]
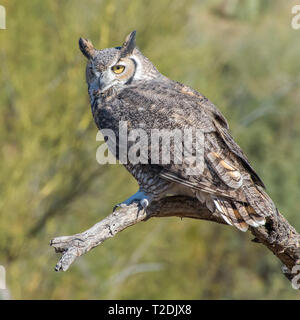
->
[
  {"left": 214, "top": 199, "right": 249, "bottom": 232},
  {"left": 245, "top": 205, "right": 266, "bottom": 225},
  {"left": 213, "top": 199, "right": 233, "bottom": 226},
  {"left": 235, "top": 202, "right": 265, "bottom": 227},
  {"left": 213, "top": 195, "right": 269, "bottom": 232},
  {"left": 200, "top": 177, "right": 276, "bottom": 232},
  {"left": 242, "top": 179, "right": 275, "bottom": 217}
]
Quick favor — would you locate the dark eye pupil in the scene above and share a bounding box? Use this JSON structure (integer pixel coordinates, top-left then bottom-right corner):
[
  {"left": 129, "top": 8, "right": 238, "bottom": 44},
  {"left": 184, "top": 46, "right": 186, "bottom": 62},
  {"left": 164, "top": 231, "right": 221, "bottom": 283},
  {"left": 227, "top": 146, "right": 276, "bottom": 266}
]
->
[{"left": 112, "top": 65, "right": 124, "bottom": 72}]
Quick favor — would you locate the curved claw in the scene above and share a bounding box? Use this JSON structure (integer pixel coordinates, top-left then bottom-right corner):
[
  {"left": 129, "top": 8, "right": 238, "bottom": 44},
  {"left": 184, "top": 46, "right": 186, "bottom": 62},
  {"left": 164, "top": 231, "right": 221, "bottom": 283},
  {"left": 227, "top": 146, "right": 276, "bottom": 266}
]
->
[
  {"left": 113, "top": 203, "right": 126, "bottom": 212},
  {"left": 140, "top": 198, "right": 149, "bottom": 209}
]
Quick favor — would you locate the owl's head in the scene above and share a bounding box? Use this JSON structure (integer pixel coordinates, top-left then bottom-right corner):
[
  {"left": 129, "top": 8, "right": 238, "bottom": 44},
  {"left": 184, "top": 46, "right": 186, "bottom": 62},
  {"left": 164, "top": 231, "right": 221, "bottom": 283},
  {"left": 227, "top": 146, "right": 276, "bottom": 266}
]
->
[{"left": 79, "top": 31, "right": 161, "bottom": 93}]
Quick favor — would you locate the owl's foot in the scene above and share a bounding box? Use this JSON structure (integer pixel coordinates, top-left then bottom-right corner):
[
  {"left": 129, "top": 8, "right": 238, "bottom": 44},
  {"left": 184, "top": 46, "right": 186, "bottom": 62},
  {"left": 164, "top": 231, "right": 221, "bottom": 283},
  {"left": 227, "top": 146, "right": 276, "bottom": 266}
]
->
[{"left": 113, "top": 190, "right": 151, "bottom": 212}]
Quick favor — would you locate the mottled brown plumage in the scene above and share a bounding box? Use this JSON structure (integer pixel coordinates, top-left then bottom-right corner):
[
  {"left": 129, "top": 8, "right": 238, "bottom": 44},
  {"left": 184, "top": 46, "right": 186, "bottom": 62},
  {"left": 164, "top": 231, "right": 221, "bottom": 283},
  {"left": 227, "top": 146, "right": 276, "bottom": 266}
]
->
[{"left": 79, "top": 31, "right": 277, "bottom": 232}]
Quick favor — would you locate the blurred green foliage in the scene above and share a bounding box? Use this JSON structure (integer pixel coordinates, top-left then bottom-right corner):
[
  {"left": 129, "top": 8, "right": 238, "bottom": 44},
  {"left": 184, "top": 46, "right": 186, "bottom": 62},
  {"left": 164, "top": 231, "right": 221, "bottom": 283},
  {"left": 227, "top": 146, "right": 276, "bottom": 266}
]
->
[{"left": 0, "top": 0, "right": 300, "bottom": 299}]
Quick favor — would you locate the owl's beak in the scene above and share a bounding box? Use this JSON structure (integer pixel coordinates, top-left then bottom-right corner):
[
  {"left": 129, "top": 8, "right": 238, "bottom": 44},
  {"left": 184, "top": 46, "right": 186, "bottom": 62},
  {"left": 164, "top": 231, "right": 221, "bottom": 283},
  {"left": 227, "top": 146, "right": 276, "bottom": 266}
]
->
[
  {"left": 98, "top": 78, "right": 105, "bottom": 91},
  {"left": 97, "top": 73, "right": 112, "bottom": 93}
]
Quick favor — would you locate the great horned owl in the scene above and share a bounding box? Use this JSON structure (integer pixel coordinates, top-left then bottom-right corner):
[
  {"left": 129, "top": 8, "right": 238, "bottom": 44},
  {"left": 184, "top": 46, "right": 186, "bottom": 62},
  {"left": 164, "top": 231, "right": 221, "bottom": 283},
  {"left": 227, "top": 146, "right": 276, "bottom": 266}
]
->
[{"left": 79, "top": 31, "right": 277, "bottom": 232}]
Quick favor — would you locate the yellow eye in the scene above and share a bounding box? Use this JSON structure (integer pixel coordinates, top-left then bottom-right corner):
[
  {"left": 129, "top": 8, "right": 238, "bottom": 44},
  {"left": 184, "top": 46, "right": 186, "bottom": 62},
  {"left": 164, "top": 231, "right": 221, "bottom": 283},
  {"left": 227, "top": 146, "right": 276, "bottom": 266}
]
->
[{"left": 111, "top": 65, "right": 125, "bottom": 74}]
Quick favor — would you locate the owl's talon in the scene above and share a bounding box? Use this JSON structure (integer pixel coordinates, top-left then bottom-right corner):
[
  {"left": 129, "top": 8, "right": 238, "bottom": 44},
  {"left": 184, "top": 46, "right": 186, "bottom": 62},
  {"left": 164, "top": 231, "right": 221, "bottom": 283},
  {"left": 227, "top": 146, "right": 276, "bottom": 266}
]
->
[
  {"left": 140, "top": 198, "right": 149, "bottom": 209},
  {"left": 113, "top": 190, "right": 151, "bottom": 212},
  {"left": 113, "top": 203, "right": 126, "bottom": 212}
]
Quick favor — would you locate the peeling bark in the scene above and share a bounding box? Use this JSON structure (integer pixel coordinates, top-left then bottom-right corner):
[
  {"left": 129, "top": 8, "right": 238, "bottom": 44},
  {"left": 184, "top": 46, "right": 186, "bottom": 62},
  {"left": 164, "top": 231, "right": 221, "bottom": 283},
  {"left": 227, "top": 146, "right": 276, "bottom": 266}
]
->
[{"left": 50, "top": 196, "right": 300, "bottom": 288}]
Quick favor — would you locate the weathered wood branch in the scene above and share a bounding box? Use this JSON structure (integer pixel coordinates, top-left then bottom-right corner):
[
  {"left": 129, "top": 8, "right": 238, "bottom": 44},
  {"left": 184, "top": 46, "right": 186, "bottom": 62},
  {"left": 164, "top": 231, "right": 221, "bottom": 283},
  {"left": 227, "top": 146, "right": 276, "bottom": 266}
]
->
[{"left": 50, "top": 196, "right": 300, "bottom": 288}]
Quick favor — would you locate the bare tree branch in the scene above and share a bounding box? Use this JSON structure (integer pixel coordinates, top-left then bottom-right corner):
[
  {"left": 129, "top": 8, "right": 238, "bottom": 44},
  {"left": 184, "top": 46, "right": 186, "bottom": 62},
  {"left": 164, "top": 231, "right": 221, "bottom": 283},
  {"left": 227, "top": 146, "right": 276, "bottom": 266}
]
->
[{"left": 50, "top": 196, "right": 300, "bottom": 288}]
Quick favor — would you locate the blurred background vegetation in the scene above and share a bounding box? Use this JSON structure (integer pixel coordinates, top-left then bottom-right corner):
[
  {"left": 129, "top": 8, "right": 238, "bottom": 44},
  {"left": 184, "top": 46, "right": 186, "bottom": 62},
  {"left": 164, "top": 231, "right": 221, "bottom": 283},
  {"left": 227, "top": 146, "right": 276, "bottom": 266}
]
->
[{"left": 0, "top": 0, "right": 300, "bottom": 299}]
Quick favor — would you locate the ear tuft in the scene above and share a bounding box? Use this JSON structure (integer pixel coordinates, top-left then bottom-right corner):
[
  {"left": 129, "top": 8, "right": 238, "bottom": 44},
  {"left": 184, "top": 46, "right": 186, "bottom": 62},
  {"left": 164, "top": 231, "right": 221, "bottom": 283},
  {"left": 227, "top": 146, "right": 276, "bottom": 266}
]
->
[
  {"left": 79, "top": 37, "right": 96, "bottom": 59},
  {"left": 120, "top": 30, "right": 136, "bottom": 57}
]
